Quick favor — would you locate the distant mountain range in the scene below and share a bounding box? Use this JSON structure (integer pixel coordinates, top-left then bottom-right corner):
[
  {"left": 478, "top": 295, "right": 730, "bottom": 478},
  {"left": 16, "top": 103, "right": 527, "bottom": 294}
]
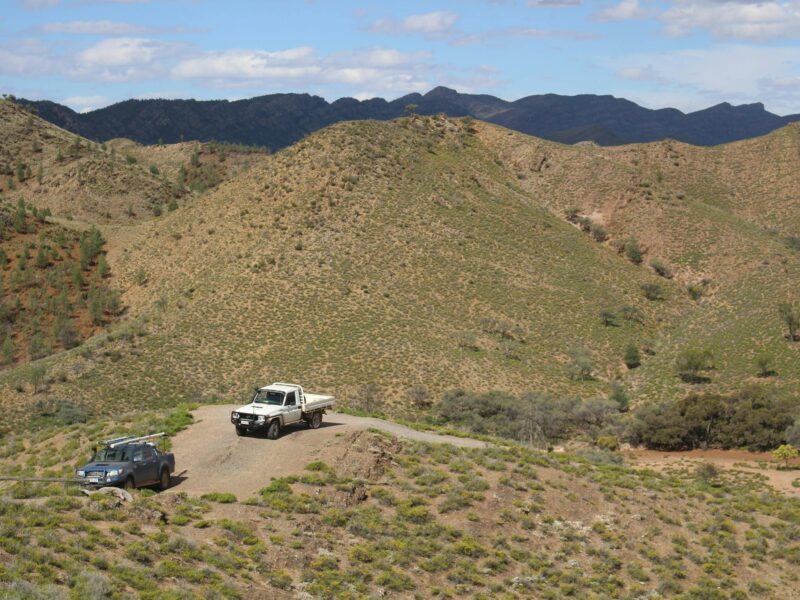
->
[{"left": 20, "top": 87, "right": 800, "bottom": 150}]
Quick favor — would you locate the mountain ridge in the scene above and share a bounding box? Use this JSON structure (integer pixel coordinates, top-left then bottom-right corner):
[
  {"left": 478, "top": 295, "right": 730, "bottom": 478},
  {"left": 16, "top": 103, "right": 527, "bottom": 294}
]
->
[{"left": 19, "top": 87, "right": 800, "bottom": 151}]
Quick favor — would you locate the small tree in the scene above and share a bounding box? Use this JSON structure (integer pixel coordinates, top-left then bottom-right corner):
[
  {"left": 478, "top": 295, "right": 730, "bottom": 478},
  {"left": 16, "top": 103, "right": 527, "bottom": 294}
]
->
[
  {"left": 354, "top": 383, "right": 383, "bottom": 414},
  {"left": 94, "top": 253, "right": 108, "bottom": 278},
  {"left": 564, "top": 207, "right": 580, "bottom": 223},
  {"left": 778, "top": 302, "right": 799, "bottom": 341},
  {"left": 755, "top": 354, "right": 775, "bottom": 378},
  {"left": 772, "top": 444, "right": 798, "bottom": 468},
  {"left": 567, "top": 347, "right": 594, "bottom": 381},
  {"left": 624, "top": 238, "right": 643, "bottom": 264},
  {"left": 695, "top": 463, "right": 720, "bottom": 486},
  {"left": 624, "top": 344, "right": 641, "bottom": 369},
  {"left": 404, "top": 103, "right": 418, "bottom": 116},
  {"left": 0, "top": 336, "right": 14, "bottom": 365},
  {"left": 590, "top": 222, "right": 607, "bottom": 242},
  {"left": 405, "top": 385, "right": 432, "bottom": 410},
  {"left": 650, "top": 259, "right": 673, "bottom": 279},
  {"left": 29, "top": 364, "right": 47, "bottom": 393},
  {"left": 675, "top": 348, "right": 714, "bottom": 383},
  {"left": 641, "top": 283, "right": 664, "bottom": 301},
  {"left": 599, "top": 308, "right": 618, "bottom": 327},
  {"left": 609, "top": 382, "right": 629, "bottom": 412}
]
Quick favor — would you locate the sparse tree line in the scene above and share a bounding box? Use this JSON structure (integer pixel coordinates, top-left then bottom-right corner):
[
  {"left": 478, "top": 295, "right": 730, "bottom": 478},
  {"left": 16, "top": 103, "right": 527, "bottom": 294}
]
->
[
  {"left": 0, "top": 201, "right": 121, "bottom": 366},
  {"left": 349, "top": 382, "right": 798, "bottom": 453}
]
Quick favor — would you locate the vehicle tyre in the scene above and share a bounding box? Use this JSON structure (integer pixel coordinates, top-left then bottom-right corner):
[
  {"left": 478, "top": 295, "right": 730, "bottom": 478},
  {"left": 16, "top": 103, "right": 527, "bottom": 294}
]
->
[
  {"left": 124, "top": 476, "right": 135, "bottom": 491},
  {"left": 158, "top": 468, "right": 171, "bottom": 491},
  {"left": 235, "top": 426, "right": 247, "bottom": 436},
  {"left": 310, "top": 411, "right": 322, "bottom": 429},
  {"left": 266, "top": 420, "right": 280, "bottom": 440}
]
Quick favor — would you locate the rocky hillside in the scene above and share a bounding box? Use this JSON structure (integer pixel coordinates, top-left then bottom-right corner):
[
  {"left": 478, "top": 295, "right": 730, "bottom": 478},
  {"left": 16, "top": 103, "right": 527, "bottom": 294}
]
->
[{"left": 20, "top": 87, "right": 800, "bottom": 151}]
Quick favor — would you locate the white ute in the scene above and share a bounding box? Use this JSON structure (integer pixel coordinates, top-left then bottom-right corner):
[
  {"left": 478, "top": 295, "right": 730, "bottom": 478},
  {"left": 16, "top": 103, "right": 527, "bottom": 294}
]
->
[{"left": 230, "top": 382, "right": 334, "bottom": 439}]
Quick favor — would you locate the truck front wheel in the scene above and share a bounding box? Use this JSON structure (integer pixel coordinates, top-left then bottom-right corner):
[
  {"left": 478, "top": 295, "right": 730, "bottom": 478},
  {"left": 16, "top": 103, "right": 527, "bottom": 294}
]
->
[
  {"left": 235, "top": 426, "right": 247, "bottom": 436},
  {"left": 266, "top": 420, "right": 281, "bottom": 440},
  {"left": 124, "top": 476, "right": 135, "bottom": 491},
  {"left": 309, "top": 411, "right": 322, "bottom": 429}
]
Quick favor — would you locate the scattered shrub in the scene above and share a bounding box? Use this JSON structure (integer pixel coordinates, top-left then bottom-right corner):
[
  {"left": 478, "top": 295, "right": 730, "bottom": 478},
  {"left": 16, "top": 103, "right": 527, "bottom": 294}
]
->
[
  {"left": 641, "top": 283, "right": 664, "bottom": 301},
  {"left": 650, "top": 259, "right": 673, "bottom": 278},
  {"left": 567, "top": 347, "right": 594, "bottom": 381},
  {"left": 624, "top": 238, "right": 643, "bottom": 264},
  {"left": 675, "top": 348, "right": 714, "bottom": 383},
  {"left": 624, "top": 344, "right": 641, "bottom": 369}
]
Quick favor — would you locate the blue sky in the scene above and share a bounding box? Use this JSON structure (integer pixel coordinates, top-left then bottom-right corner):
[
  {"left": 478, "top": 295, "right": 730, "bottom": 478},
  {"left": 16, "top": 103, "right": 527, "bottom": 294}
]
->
[{"left": 2, "top": 0, "right": 800, "bottom": 115}]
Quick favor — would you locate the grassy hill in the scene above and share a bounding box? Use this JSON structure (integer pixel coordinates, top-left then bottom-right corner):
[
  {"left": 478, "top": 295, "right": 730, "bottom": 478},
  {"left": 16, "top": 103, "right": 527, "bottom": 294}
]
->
[{"left": 0, "top": 112, "right": 798, "bottom": 433}]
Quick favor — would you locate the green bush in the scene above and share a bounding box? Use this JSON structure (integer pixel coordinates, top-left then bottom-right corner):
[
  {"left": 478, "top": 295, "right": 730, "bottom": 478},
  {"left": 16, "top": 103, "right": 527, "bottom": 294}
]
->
[
  {"left": 628, "top": 388, "right": 795, "bottom": 450},
  {"left": 624, "top": 344, "right": 641, "bottom": 369},
  {"left": 650, "top": 259, "right": 673, "bottom": 279},
  {"left": 624, "top": 238, "right": 643, "bottom": 264},
  {"left": 641, "top": 283, "right": 664, "bottom": 301},
  {"left": 675, "top": 348, "right": 714, "bottom": 383}
]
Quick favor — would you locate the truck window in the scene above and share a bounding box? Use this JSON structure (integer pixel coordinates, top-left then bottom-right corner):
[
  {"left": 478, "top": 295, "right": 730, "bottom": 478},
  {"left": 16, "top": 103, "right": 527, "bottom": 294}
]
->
[
  {"left": 144, "top": 447, "right": 156, "bottom": 459},
  {"left": 285, "top": 392, "right": 297, "bottom": 406},
  {"left": 253, "top": 390, "right": 285, "bottom": 405}
]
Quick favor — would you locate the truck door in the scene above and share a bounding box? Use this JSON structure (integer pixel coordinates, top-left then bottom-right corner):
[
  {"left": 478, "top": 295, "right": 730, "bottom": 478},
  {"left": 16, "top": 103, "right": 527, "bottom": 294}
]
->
[
  {"left": 134, "top": 446, "right": 159, "bottom": 484},
  {"left": 283, "top": 391, "right": 302, "bottom": 424}
]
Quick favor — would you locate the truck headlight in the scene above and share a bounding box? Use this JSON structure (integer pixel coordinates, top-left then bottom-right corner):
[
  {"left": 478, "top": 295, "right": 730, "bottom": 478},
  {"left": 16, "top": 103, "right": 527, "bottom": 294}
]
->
[
  {"left": 257, "top": 415, "right": 265, "bottom": 423},
  {"left": 76, "top": 470, "right": 85, "bottom": 477},
  {"left": 107, "top": 469, "right": 120, "bottom": 477}
]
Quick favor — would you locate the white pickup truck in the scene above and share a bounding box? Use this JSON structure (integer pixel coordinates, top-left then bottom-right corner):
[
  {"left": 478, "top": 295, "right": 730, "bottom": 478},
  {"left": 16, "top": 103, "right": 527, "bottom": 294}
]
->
[{"left": 230, "top": 382, "right": 335, "bottom": 438}]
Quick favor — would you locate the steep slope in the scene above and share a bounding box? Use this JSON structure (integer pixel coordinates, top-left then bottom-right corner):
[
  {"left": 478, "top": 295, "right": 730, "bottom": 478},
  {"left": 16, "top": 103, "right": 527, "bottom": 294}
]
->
[
  {"left": 20, "top": 88, "right": 800, "bottom": 151},
  {"left": 483, "top": 123, "right": 800, "bottom": 403},
  {"left": 0, "top": 101, "right": 180, "bottom": 224},
  {"left": 1, "top": 116, "right": 798, "bottom": 429},
  {"left": 0, "top": 115, "right": 684, "bottom": 424}
]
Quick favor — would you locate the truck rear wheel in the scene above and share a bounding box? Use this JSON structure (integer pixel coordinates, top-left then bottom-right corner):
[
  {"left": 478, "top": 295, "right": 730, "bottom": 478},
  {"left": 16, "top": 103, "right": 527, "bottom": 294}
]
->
[
  {"left": 266, "top": 420, "right": 280, "bottom": 440},
  {"left": 309, "top": 411, "right": 322, "bottom": 429},
  {"left": 158, "top": 468, "right": 171, "bottom": 491}
]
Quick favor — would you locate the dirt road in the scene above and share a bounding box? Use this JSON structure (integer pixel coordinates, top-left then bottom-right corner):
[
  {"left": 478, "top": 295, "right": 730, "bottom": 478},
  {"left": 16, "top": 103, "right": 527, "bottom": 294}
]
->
[{"left": 169, "top": 405, "right": 485, "bottom": 498}]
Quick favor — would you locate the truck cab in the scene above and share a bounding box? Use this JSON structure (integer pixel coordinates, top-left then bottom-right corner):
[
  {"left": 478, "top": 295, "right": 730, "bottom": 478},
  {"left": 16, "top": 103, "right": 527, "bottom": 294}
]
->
[{"left": 231, "top": 382, "right": 334, "bottom": 439}]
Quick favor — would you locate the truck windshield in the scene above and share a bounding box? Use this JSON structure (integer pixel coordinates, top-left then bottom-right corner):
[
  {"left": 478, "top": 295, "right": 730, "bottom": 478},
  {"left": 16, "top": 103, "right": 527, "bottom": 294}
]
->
[
  {"left": 252, "top": 390, "right": 285, "bottom": 405},
  {"left": 92, "top": 447, "right": 130, "bottom": 462}
]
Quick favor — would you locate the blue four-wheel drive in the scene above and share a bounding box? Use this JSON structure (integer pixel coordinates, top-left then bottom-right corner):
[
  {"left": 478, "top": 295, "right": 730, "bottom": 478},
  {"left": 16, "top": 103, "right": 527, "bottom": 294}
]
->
[{"left": 76, "top": 433, "right": 175, "bottom": 491}]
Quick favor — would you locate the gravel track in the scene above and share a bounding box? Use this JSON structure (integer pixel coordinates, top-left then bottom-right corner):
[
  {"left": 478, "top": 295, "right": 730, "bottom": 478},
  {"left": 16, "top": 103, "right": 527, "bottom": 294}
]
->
[{"left": 168, "top": 404, "right": 485, "bottom": 497}]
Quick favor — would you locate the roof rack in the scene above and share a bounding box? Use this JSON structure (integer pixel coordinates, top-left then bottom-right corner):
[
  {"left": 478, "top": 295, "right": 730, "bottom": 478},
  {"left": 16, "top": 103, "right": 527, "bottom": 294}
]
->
[{"left": 102, "top": 433, "right": 166, "bottom": 448}]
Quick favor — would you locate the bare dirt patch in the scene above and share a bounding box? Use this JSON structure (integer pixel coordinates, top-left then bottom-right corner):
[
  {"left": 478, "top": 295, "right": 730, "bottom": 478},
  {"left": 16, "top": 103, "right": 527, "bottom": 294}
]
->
[
  {"left": 168, "top": 404, "right": 485, "bottom": 498},
  {"left": 626, "top": 448, "right": 800, "bottom": 495}
]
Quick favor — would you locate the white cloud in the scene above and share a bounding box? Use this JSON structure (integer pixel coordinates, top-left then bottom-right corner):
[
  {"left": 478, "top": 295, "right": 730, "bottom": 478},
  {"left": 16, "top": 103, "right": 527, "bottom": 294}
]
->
[
  {"left": 172, "top": 47, "right": 320, "bottom": 80},
  {"left": 594, "top": 0, "right": 647, "bottom": 21},
  {"left": 171, "top": 46, "right": 439, "bottom": 95},
  {"left": 661, "top": 0, "right": 800, "bottom": 40},
  {"left": 70, "top": 37, "right": 181, "bottom": 81},
  {"left": 611, "top": 44, "right": 800, "bottom": 113},
  {"left": 62, "top": 94, "right": 108, "bottom": 112},
  {"left": 369, "top": 11, "right": 459, "bottom": 39},
  {"left": 0, "top": 39, "right": 56, "bottom": 75}
]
